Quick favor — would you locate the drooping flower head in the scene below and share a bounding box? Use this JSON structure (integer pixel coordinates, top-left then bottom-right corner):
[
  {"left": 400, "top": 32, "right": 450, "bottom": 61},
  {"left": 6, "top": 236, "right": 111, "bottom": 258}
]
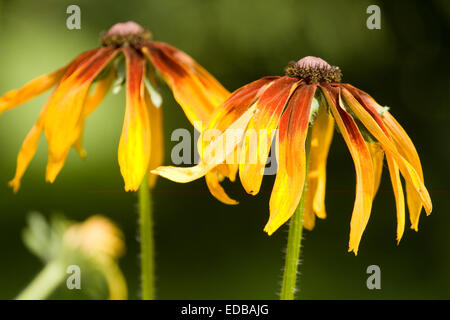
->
[
  {"left": 0, "top": 21, "right": 229, "bottom": 192},
  {"left": 153, "top": 56, "right": 432, "bottom": 254}
]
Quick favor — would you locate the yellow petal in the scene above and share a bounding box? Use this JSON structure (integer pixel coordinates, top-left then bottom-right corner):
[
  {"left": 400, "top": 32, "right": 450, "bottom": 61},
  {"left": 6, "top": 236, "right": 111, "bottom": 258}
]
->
[
  {"left": 265, "top": 85, "right": 316, "bottom": 235},
  {"left": 367, "top": 142, "right": 385, "bottom": 197},
  {"left": 145, "top": 90, "right": 164, "bottom": 188},
  {"left": 323, "top": 87, "right": 374, "bottom": 255},
  {"left": 118, "top": 47, "right": 151, "bottom": 191},
  {"left": 205, "top": 170, "right": 238, "bottom": 205},
  {"left": 386, "top": 154, "right": 406, "bottom": 243}
]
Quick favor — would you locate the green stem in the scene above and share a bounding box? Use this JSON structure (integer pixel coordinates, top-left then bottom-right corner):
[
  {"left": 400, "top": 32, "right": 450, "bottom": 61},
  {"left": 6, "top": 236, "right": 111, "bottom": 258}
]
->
[
  {"left": 280, "top": 136, "right": 311, "bottom": 300},
  {"left": 16, "top": 260, "right": 66, "bottom": 300},
  {"left": 138, "top": 176, "right": 155, "bottom": 300}
]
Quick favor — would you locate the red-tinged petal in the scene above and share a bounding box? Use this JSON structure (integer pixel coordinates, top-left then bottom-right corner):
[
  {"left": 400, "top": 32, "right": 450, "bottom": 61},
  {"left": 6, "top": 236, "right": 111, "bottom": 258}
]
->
[
  {"left": 205, "top": 169, "right": 238, "bottom": 205},
  {"left": 44, "top": 46, "right": 118, "bottom": 182},
  {"left": 150, "top": 42, "right": 229, "bottom": 105},
  {"left": 341, "top": 87, "right": 432, "bottom": 215},
  {"left": 198, "top": 77, "right": 277, "bottom": 156},
  {"left": 367, "top": 142, "right": 385, "bottom": 197},
  {"left": 152, "top": 104, "right": 257, "bottom": 183},
  {"left": 239, "top": 76, "right": 300, "bottom": 195},
  {"left": 145, "top": 90, "right": 164, "bottom": 188},
  {"left": 307, "top": 100, "right": 335, "bottom": 220},
  {"left": 322, "top": 86, "right": 374, "bottom": 255},
  {"left": 118, "top": 47, "right": 151, "bottom": 192},
  {"left": 142, "top": 43, "right": 228, "bottom": 129},
  {"left": 385, "top": 154, "right": 406, "bottom": 243},
  {"left": 73, "top": 67, "right": 116, "bottom": 158},
  {"left": 0, "top": 49, "right": 98, "bottom": 114},
  {"left": 265, "top": 84, "right": 316, "bottom": 235}
]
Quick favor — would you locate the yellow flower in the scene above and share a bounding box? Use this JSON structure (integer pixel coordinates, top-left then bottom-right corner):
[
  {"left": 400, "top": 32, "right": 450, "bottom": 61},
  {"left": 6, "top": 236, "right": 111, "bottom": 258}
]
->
[
  {"left": 0, "top": 21, "right": 229, "bottom": 192},
  {"left": 153, "top": 56, "right": 432, "bottom": 254}
]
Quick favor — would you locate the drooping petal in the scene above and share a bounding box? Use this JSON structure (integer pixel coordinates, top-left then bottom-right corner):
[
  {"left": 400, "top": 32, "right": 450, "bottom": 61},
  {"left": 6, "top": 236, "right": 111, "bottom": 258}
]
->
[
  {"left": 144, "top": 89, "right": 164, "bottom": 188},
  {"left": 306, "top": 98, "right": 335, "bottom": 221},
  {"left": 265, "top": 84, "right": 316, "bottom": 235},
  {"left": 8, "top": 49, "right": 101, "bottom": 191},
  {"left": 385, "top": 154, "right": 406, "bottom": 243},
  {"left": 239, "top": 76, "right": 300, "bottom": 195},
  {"left": 367, "top": 142, "right": 385, "bottom": 196},
  {"left": 118, "top": 47, "right": 151, "bottom": 192},
  {"left": 354, "top": 90, "right": 426, "bottom": 230},
  {"left": 44, "top": 46, "right": 118, "bottom": 182},
  {"left": 142, "top": 42, "right": 229, "bottom": 129},
  {"left": 205, "top": 170, "right": 238, "bottom": 205},
  {"left": 152, "top": 104, "right": 257, "bottom": 183},
  {"left": 322, "top": 86, "right": 374, "bottom": 255},
  {"left": 341, "top": 87, "right": 432, "bottom": 217},
  {"left": 73, "top": 66, "right": 116, "bottom": 158},
  {"left": 0, "top": 49, "right": 98, "bottom": 114}
]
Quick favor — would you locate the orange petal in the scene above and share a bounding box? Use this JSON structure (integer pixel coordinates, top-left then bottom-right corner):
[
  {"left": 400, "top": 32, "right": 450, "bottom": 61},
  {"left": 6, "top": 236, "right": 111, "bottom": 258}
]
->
[
  {"left": 386, "top": 154, "right": 406, "bottom": 243},
  {"left": 205, "top": 169, "right": 238, "bottom": 205},
  {"left": 73, "top": 66, "right": 116, "bottom": 158},
  {"left": 308, "top": 99, "right": 335, "bottom": 220},
  {"left": 265, "top": 84, "right": 316, "bottom": 235},
  {"left": 323, "top": 86, "right": 374, "bottom": 255},
  {"left": 44, "top": 46, "right": 118, "bottom": 182},
  {"left": 239, "top": 76, "right": 300, "bottom": 195},
  {"left": 341, "top": 87, "right": 431, "bottom": 216},
  {"left": 0, "top": 49, "right": 98, "bottom": 114},
  {"left": 118, "top": 47, "right": 151, "bottom": 192},
  {"left": 145, "top": 89, "right": 164, "bottom": 188},
  {"left": 142, "top": 42, "right": 229, "bottom": 129},
  {"left": 152, "top": 103, "right": 257, "bottom": 183},
  {"left": 367, "top": 142, "right": 385, "bottom": 197}
]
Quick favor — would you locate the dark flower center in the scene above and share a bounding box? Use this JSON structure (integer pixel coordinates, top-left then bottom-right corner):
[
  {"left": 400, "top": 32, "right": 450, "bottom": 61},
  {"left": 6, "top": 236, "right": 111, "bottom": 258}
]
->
[
  {"left": 285, "top": 56, "right": 342, "bottom": 83},
  {"left": 101, "top": 21, "right": 151, "bottom": 47}
]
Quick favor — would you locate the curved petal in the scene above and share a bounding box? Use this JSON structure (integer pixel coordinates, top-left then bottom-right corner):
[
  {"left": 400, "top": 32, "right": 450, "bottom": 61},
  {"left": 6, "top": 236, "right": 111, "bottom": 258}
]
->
[
  {"left": 386, "top": 154, "right": 406, "bottom": 243},
  {"left": 205, "top": 169, "right": 238, "bottom": 205},
  {"left": 265, "top": 84, "right": 316, "bottom": 235},
  {"left": 0, "top": 49, "right": 98, "bottom": 114},
  {"left": 152, "top": 103, "right": 257, "bottom": 183},
  {"left": 367, "top": 142, "right": 385, "bottom": 197},
  {"left": 44, "top": 46, "right": 118, "bottom": 182},
  {"left": 322, "top": 86, "right": 374, "bottom": 255},
  {"left": 145, "top": 89, "right": 164, "bottom": 188},
  {"left": 341, "top": 87, "right": 431, "bottom": 216},
  {"left": 73, "top": 66, "right": 116, "bottom": 158},
  {"left": 118, "top": 47, "right": 151, "bottom": 191},
  {"left": 307, "top": 99, "right": 335, "bottom": 221},
  {"left": 142, "top": 42, "right": 229, "bottom": 129},
  {"left": 239, "top": 76, "right": 300, "bottom": 195}
]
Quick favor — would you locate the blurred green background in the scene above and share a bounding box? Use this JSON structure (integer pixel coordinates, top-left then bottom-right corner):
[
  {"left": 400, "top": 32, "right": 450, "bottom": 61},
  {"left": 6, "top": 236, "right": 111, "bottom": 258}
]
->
[{"left": 0, "top": 0, "right": 449, "bottom": 299}]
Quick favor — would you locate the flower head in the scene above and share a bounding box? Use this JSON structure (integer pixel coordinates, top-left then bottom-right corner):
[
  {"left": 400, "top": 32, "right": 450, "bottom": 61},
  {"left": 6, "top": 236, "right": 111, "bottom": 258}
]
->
[
  {"left": 0, "top": 21, "right": 229, "bottom": 192},
  {"left": 153, "top": 56, "right": 432, "bottom": 254}
]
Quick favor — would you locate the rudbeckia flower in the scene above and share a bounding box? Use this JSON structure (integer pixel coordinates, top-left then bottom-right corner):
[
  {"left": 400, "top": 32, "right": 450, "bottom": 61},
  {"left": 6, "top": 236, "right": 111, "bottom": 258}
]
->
[
  {"left": 0, "top": 21, "right": 229, "bottom": 192},
  {"left": 153, "top": 56, "right": 432, "bottom": 254}
]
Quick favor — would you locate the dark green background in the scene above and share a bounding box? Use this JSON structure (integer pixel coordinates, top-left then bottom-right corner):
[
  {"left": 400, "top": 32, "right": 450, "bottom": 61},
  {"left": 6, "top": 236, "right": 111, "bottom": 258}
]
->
[{"left": 0, "top": 0, "right": 448, "bottom": 299}]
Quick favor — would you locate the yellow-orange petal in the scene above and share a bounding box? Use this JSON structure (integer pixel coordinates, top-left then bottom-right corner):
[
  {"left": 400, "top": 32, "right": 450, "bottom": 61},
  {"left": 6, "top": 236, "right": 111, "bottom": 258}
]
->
[
  {"left": 44, "top": 46, "right": 118, "bottom": 182},
  {"left": 265, "top": 84, "right": 316, "bottom": 235},
  {"left": 367, "top": 142, "right": 385, "bottom": 197},
  {"left": 386, "top": 154, "right": 406, "bottom": 243},
  {"left": 118, "top": 47, "right": 151, "bottom": 192},
  {"left": 323, "top": 86, "right": 375, "bottom": 255},
  {"left": 142, "top": 42, "right": 229, "bottom": 129},
  {"left": 239, "top": 76, "right": 299, "bottom": 196},
  {"left": 73, "top": 66, "right": 116, "bottom": 158},
  {"left": 205, "top": 170, "right": 238, "bottom": 205},
  {"left": 0, "top": 49, "right": 98, "bottom": 114},
  {"left": 145, "top": 89, "right": 164, "bottom": 188},
  {"left": 341, "top": 87, "right": 431, "bottom": 216},
  {"left": 308, "top": 99, "right": 335, "bottom": 220},
  {"left": 152, "top": 104, "right": 257, "bottom": 183}
]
